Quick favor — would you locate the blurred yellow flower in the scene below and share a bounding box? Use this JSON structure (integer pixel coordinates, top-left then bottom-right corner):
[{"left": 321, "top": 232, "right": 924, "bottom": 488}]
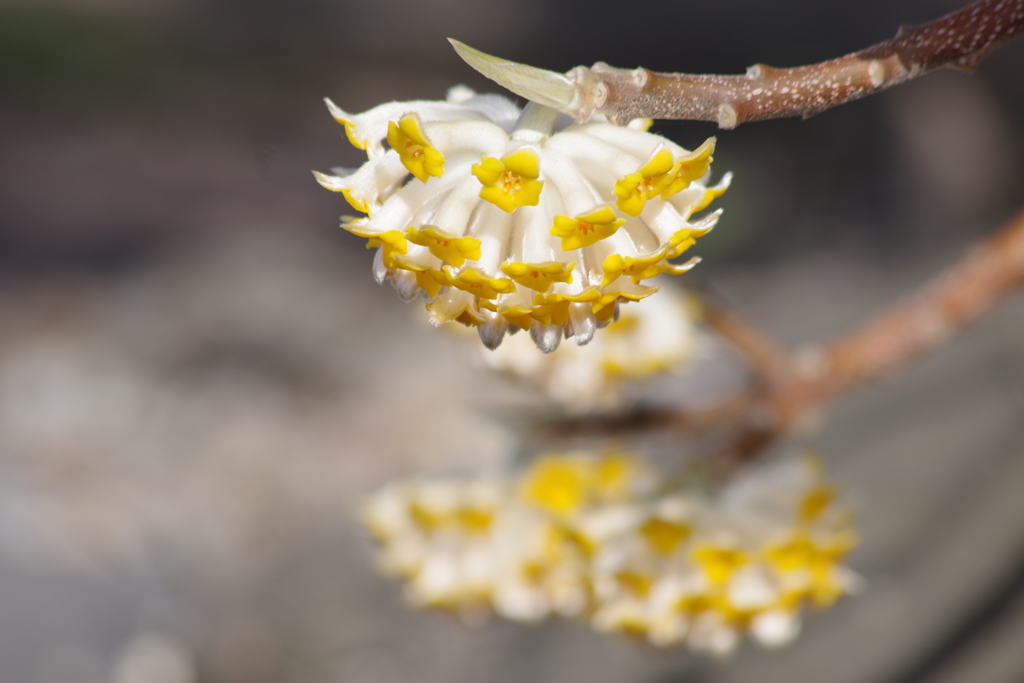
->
[{"left": 362, "top": 452, "right": 860, "bottom": 652}]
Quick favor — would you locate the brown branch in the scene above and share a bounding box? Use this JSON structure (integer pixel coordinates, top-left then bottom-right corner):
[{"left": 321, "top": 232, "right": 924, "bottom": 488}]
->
[
  {"left": 570, "top": 0, "right": 1024, "bottom": 126},
  {"left": 730, "top": 206, "right": 1024, "bottom": 434},
  {"left": 786, "top": 207, "right": 1024, "bottom": 409}
]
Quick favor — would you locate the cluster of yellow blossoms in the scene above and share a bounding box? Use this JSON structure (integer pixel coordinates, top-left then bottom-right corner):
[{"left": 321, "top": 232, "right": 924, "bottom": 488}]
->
[
  {"left": 316, "top": 86, "right": 729, "bottom": 352},
  {"left": 362, "top": 452, "right": 859, "bottom": 653}
]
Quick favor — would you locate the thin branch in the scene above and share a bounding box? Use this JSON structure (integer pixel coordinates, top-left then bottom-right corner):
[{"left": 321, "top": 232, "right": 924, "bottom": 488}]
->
[
  {"left": 721, "top": 206, "right": 1024, "bottom": 432},
  {"left": 576, "top": 0, "right": 1024, "bottom": 126},
  {"left": 452, "top": 1, "right": 1024, "bottom": 128},
  {"left": 791, "top": 207, "right": 1024, "bottom": 407}
]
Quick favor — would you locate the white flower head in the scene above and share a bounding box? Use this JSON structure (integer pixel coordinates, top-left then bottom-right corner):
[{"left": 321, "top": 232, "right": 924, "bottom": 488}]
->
[{"left": 316, "top": 87, "right": 730, "bottom": 352}]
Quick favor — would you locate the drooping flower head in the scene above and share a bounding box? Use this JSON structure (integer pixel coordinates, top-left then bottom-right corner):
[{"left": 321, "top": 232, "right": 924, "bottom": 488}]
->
[{"left": 316, "top": 86, "right": 730, "bottom": 352}]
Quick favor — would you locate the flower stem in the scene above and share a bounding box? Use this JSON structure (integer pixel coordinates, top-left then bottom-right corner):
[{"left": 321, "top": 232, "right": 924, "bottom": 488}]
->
[{"left": 512, "top": 102, "right": 561, "bottom": 141}]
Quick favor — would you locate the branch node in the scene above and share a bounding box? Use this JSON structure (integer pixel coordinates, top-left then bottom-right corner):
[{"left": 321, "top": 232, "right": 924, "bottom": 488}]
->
[
  {"left": 717, "top": 103, "right": 739, "bottom": 129},
  {"left": 867, "top": 59, "right": 886, "bottom": 87}
]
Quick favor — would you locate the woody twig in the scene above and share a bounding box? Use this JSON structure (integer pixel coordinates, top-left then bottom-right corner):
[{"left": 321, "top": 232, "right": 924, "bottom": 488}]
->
[{"left": 452, "top": 0, "right": 1024, "bottom": 128}]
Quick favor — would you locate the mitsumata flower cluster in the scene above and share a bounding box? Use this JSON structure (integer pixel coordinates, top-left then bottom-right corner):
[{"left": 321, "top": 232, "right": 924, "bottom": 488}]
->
[
  {"left": 316, "top": 87, "right": 730, "bottom": 352},
  {"left": 362, "top": 453, "right": 859, "bottom": 653}
]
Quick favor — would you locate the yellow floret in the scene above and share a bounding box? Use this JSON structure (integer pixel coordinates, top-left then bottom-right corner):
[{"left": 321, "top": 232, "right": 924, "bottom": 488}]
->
[
  {"left": 387, "top": 115, "right": 445, "bottom": 182},
  {"left": 612, "top": 147, "right": 675, "bottom": 217},
  {"left": 472, "top": 149, "right": 544, "bottom": 213},
  {"left": 500, "top": 261, "right": 575, "bottom": 293},
  {"left": 550, "top": 206, "right": 625, "bottom": 251},
  {"left": 406, "top": 226, "right": 482, "bottom": 267},
  {"left": 445, "top": 267, "right": 517, "bottom": 299},
  {"left": 661, "top": 138, "right": 715, "bottom": 198}
]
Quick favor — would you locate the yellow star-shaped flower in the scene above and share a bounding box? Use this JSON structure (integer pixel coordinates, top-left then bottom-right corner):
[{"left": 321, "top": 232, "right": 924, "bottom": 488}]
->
[
  {"left": 692, "top": 544, "right": 748, "bottom": 585},
  {"left": 591, "top": 286, "right": 657, "bottom": 322},
  {"left": 688, "top": 182, "right": 730, "bottom": 217},
  {"left": 496, "top": 304, "right": 536, "bottom": 331},
  {"left": 529, "top": 289, "right": 600, "bottom": 326},
  {"left": 665, "top": 224, "right": 713, "bottom": 259},
  {"left": 766, "top": 531, "right": 857, "bottom": 608},
  {"left": 390, "top": 257, "right": 450, "bottom": 298},
  {"left": 520, "top": 457, "right": 592, "bottom": 518},
  {"left": 350, "top": 228, "right": 408, "bottom": 269},
  {"left": 387, "top": 115, "right": 445, "bottom": 182},
  {"left": 444, "top": 267, "right": 516, "bottom": 299},
  {"left": 640, "top": 517, "right": 692, "bottom": 555},
  {"left": 612, "top": 146, "right": 675, "bottom": 217},
  {"left": 405, "top": 226, "right": 482, "bottom": 267},
  {"left": 472, "top": 148, "right": 544, "bottom": 213},
  {"left": 764, "top": 532, "right": 818, "bottom": 574},
  {"left": 529, "top": 297, "right": 571, "bottom": 327},
  {"left": 550, "top": 205, "right": 626, "bottom": 251},
  {"left": 661, "top": 138, "right": 715, "bottom": 198},
  {"left": 600, "top": 249, "right": 673, "bottom": 287},
  {"left": 500, "top": 261, "right": 575, "bottom": 293}
]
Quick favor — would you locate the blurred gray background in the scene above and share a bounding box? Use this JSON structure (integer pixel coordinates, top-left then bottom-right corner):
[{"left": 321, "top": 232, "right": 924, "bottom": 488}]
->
[{"left": 1, "top": 0, "right": 1023, "bottom": 682}]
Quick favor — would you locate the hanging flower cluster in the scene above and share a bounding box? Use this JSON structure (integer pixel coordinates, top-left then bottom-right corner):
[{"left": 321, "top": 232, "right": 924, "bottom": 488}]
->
[
  {"left": 361, "top": 452, "right": 859, "bottom": 653},
  {"left": 316, "top": 87, "right": 729, "bottom": 352},
  {"left": 476, "top": 285, "right": 703, "bottom": 410}
]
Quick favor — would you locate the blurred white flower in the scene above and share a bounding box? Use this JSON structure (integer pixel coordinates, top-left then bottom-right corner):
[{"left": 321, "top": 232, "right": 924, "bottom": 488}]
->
[
  {"left": 587, "top": 455, "right": 860, "bottom": 652},
  {"left": 477, "top": 286, "right": 702, "bottom": 410},
  {"left": 316, "top": 87, "right": 729, "bottom": 352},
  {"left": 363, "top": 452, "right": 650, "bottom": 623},
  {"left": 362, "top": 452, "right": 860, "bottom": 652}
]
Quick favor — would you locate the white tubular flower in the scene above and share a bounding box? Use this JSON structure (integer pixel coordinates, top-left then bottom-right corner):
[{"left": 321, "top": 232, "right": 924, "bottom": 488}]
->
[
  {"left": 316, "top": 87, "right": 729, "bottom": 352},
  {"left": 476, "top": 286, "right": 701, "bottom": 410}
]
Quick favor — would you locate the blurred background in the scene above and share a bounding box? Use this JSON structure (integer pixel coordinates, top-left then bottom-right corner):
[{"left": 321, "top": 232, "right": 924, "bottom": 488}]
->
[{"left": 1, "top": 0, "right": 1024, "bottom": 681}]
